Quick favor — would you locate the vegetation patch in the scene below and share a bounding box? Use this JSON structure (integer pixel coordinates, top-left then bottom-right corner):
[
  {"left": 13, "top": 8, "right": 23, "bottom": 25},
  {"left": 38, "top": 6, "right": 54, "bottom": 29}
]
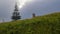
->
[{"left": 0, "top": 12, "right": 60, "bottom": 34}]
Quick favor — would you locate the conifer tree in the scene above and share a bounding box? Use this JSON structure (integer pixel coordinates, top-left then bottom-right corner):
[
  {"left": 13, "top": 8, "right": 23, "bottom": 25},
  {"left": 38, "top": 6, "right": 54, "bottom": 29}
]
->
[{"left": 11, "top": 3, "right": 21, "bottom": 20}]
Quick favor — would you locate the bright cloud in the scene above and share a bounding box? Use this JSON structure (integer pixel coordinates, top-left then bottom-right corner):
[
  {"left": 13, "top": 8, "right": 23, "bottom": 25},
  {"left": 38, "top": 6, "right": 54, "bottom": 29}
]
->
[{"left": 17, "top": 0, "right": 32, "bottom": 9}]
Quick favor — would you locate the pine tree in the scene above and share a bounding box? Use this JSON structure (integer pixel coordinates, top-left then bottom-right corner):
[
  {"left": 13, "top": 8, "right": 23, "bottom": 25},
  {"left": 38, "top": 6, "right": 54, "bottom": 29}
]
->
[{"left": 11, "top": 3, "right": 21, "bottom": 20}]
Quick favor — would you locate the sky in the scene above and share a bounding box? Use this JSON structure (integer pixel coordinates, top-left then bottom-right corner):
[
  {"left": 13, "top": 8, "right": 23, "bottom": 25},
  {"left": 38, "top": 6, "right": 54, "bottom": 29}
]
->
[{"left": 0, "top": 0, "right": 60, "bottom": 22}]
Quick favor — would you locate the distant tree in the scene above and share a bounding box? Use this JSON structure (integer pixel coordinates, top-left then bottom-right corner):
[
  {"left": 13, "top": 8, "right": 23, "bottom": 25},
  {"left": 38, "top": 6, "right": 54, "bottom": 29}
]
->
[
  {"left": 11, "top": 3, "right": 21, "bottom": 20},
  {"left": 32, "top": 13, "right": 36, "bottom": 17}
]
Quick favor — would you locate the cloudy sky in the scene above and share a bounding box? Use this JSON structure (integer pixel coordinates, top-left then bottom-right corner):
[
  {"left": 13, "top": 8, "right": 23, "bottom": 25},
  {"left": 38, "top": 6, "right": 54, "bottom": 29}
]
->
[{"left": 0, "top": 0, "right": 60, "bottom": 22}]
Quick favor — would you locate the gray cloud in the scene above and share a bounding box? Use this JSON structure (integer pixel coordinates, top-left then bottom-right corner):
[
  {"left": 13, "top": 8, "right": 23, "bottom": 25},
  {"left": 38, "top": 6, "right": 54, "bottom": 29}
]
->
[
  {"left": 20, "top": 0, "right": 60, "bottom": 19},
  {"left": 0, "top": 0, "right": 15, "bottom": 22},
  {"left": 0, "top": 0, "right": 60, "bottom": 22}
]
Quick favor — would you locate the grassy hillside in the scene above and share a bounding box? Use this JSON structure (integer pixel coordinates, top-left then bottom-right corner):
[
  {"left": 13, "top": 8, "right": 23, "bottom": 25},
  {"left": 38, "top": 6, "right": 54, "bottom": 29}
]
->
[{"left": 0, "top": 12, "right": 60, "bottom": 34}]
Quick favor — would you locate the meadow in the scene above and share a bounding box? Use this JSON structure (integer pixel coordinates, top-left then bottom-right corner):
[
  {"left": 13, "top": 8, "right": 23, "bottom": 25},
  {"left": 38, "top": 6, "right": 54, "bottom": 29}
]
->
[{"left": 0, "top": 12, "right": 60, "bottom": 34}]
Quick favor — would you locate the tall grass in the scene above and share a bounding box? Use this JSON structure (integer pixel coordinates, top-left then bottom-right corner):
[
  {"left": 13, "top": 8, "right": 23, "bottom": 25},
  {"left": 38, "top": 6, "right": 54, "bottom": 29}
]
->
[{"left": 0, "top": 12, "right": 60, "bottom": 34}]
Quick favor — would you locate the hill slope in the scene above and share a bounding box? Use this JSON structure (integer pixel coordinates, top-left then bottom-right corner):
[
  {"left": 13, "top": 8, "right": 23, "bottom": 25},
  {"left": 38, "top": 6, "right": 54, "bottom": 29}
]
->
[{"left": 0, "top": 12, "right": 60, "bottom": 34}]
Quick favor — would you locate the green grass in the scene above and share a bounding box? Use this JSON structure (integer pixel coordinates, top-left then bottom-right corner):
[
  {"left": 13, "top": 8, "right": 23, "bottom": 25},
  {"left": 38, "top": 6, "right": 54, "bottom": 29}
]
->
[{"left": 0, "top": 12, "right": 60, "bottom": 34}]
